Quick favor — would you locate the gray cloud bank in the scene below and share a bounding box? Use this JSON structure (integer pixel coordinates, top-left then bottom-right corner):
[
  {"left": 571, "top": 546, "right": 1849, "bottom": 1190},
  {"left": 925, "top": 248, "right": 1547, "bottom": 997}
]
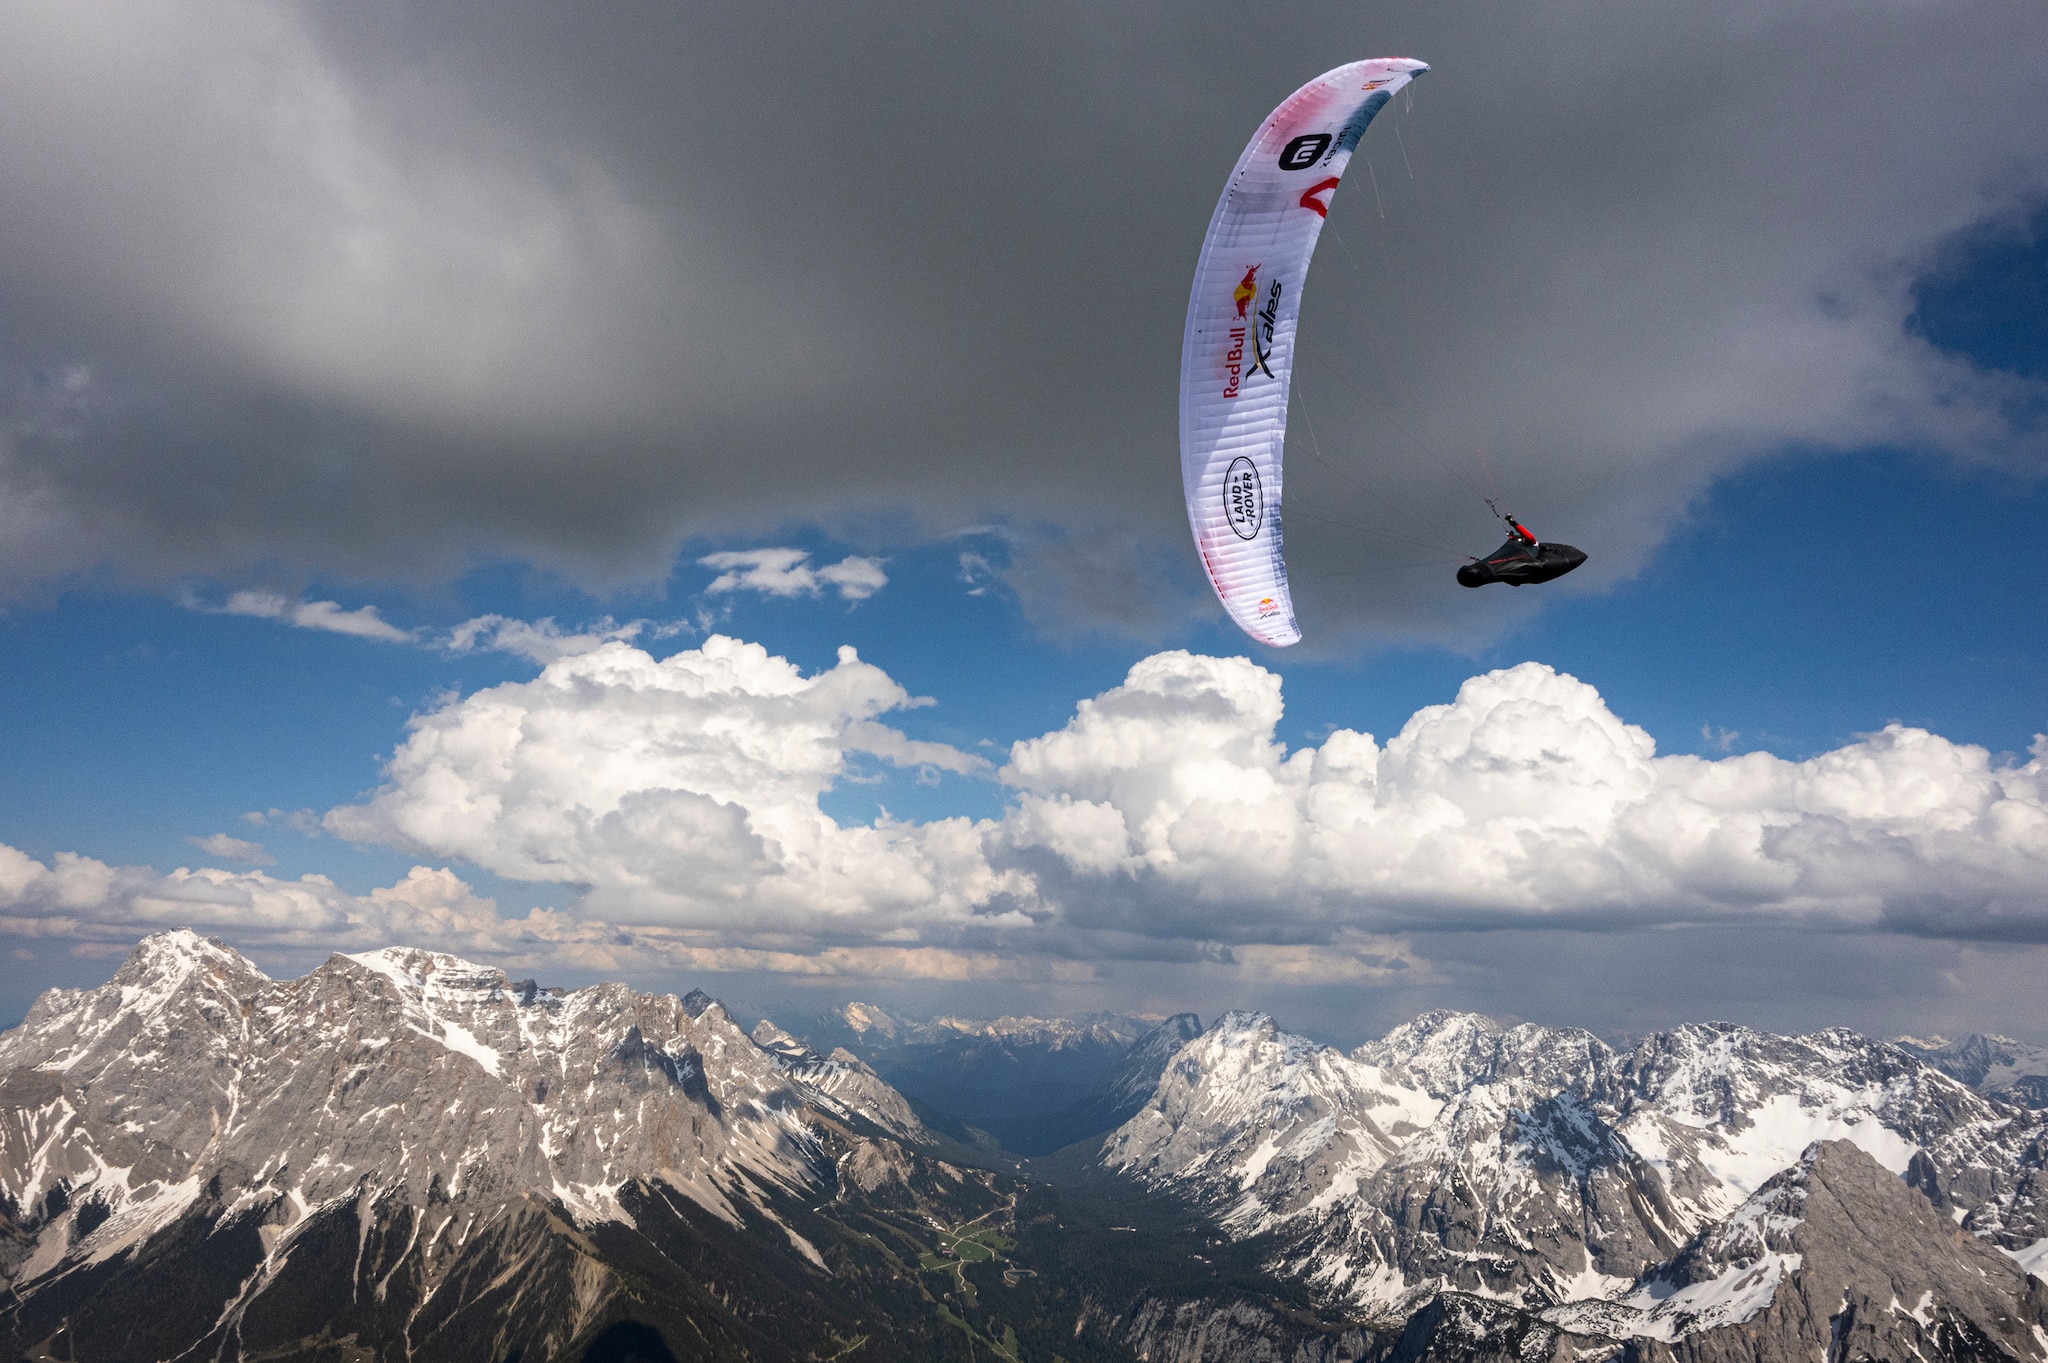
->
[{"left": 1, "top": 1, "right": 2044, "bottom": 643}]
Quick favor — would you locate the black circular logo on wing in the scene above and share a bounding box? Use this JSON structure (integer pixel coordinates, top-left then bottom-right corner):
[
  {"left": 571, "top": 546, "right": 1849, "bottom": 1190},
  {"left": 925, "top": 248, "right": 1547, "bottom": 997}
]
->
[
  {"left": 1278, "top": 133, "right": 1331, "bottom": 170},
  {"left": 1224, "top": 457, "right": 1263, "bottom": 540}
]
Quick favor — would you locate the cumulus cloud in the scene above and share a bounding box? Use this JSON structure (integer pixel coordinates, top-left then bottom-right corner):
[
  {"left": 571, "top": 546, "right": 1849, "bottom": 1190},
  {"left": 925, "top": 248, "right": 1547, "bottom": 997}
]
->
[
  {"left": 309, "top": 634, "right": 2048, "bottom": 951},
  {"left": 0, "top": 843, "right": 494, "bottom": 950},
  {"left": 8, "top": 642, "right": 2044, "bottom": 991},
  {"left": 324, "top": 635, "right": 1012, "bottom": 934},
  {"left": 699, "top": 549, "right": 889, "bottom": 602},
  {"left": 188, "top": 833, "right": 271, "bottom": 864},
  {"left": 0, "top": 843, "right": 1083, "bottom": 982},
  {"left": 999, "top": 654, "right": 2048, "bottom": 939}
]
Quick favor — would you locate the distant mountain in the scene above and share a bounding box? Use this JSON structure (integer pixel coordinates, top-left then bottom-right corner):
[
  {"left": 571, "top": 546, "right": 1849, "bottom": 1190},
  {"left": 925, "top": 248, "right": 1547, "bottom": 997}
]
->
[
  {"left": 0, "top": 933, "right": 1216, "bottom": 1361},
  {"left": 1895, "top": 1031, "right": 2048, "bottom": 1109},
  {"left": 1036, "top": 1012, "right": 1206, "bottom": 1153},
  {"left": 1100, "top": 1008, "right": 2048, "bottom": 1360},
  {"left": 4, "top": 936, "right": 2045, "bottom": 1363},
  {"left": 791, "top": 1002, "right": 1156, "bottom": 1153}
]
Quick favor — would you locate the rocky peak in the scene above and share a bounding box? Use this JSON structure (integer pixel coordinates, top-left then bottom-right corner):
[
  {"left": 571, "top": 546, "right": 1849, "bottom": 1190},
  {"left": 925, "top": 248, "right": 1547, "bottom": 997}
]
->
[
  {"left": 751, "top": 1018, "right": 819, "bottom": 1063},
  {"left": 1549, "top": 1139, "right": 2048, "bottom": 1357},
  {"left": 1897, "top": 1031, "right": 2048, "bottom": 1110},
  {"left": 0, "top": 933, "right": 922, "bottom": 1292},
  {"left": 112, "top": 927, "right": 266, "bottom": 992},
  {"left": 838, "top": 1001, "right": 901, "bottom": 1038},
  {"left": 1354, "top": 1009, "right": 1504, "bottom": 1097},
  {"left": 1105, "top": 1010, "right": 1440, "bottom": 1235}
]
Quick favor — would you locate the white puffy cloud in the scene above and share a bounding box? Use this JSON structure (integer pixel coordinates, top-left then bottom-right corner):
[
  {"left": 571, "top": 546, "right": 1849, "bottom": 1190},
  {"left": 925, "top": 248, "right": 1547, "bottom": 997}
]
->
[
  {"left": 7, "top": 644, "right": 2044, "bottom": 994},
  {"left": 188, "top": 833, "right": 270, "bottom": 864},
  {"left": 699, "top": 549, "right": 888, "bottom": 602},
  {"left": 310, "top": 634, "right": 2048, "bottom": 951},
  {"left": 999, "top": 654, "right": 2048, "bottom": 939},
  {"left": 0, "top": 843, "right": 1080, "bottom": 982},
  {"left": 325, "top": 635, "right": 1014, "bottom": 933},
  {"left": 0, "top": 843, "right": 494, "bottom": 950}
]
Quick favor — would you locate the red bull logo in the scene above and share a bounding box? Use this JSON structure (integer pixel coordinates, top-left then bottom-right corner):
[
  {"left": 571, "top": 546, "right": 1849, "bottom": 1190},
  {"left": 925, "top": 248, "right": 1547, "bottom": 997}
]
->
[
  {"left": 1257, "top": 597, "right": 1279, "bottom": 616},
  {"left": 1233, "top": 265, "right": 1259, "bottom": 319}
]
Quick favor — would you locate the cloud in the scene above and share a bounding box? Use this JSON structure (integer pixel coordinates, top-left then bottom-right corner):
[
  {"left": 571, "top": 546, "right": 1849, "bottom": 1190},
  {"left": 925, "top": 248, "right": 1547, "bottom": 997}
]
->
[
  {"left": 998, "top": 653, "right": 2048, "bottom": 939},
  {"left": 0, "top": 1, "right": 2039, "bottom": 641},
  {"left": 444, "top": 613, "right": 652, "bottom": 664},
  {"left": 193, "top": 591, "right": 692, "bottom": 663},
  {"left": 0, "top": 843, "right": 495, "bottom": 950},
  {"left": 188, "top": 833, "right": 271, "bottom": 864},
  {"left": 209, "top": 590, "right": 413, "bottom": 642},
  {"left": 6, "top": 642, "right": 2044, "bottom": 1006},
  {"left": 699, "top": 549, "right": 889, "bottom": 602},
  {"left": 324, "top": 635, "right": 1011, "bottom": 934},
  {"left": 310, "top": 634, "right": 2048, "bottom": 950},
  {"left": 242, "top": 808, "right": 322, "bottom": 835},
  {"left": 0, "top": 842, "right": 1084, "bottom": 983}
]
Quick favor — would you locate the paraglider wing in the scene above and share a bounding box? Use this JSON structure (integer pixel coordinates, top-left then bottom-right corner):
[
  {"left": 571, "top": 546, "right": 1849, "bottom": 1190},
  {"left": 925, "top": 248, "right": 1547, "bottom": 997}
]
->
[{"left": 1179, "top": 57, "right": 1428, "bottom": 647}]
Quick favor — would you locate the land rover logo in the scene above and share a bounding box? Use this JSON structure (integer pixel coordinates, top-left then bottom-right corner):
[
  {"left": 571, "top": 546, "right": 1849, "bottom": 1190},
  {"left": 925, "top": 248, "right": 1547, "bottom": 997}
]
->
[
  {"left": 1224, "top": 457, "right": 1263, "bottom": 540},
  {"left": 1278, "top": 133, "right": 1331, "bottom": 170}
]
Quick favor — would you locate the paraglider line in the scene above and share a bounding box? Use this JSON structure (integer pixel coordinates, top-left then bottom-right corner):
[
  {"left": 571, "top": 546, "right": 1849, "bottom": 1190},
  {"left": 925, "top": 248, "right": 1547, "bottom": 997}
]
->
[
  {"left": 1292, "top": 374, "right": 1471, "bottom": 557},
  {"left": 1475, "top": 445, "right": 1504, "bottom": 504},
  {"left": 1326, "top": 220, "right": 1365, "bottom": 274},
  {"left": 1301, "top": 349, "right": 1492, "bottom": 509},
  {"left": 1366, "top": 157, "right": 1386, "bottom": 220},
  {"left": 1395, "top": 124, "right": 1414, "bottom": 180},
  {"left": 1286, "top": 503, "right": 1471, "bottom": 560}
]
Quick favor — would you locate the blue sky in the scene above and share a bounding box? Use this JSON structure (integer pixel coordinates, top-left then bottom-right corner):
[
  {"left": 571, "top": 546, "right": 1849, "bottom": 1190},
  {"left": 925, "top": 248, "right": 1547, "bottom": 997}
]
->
[{"left": 1, "top": 1, "right": 2044, "bottom": 1044}]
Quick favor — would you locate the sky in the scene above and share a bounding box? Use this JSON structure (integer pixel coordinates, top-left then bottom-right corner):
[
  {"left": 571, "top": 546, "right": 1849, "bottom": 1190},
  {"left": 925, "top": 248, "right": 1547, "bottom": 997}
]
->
[{"left": 2, "top": 0, "right": 2046, "bottom": 1048}]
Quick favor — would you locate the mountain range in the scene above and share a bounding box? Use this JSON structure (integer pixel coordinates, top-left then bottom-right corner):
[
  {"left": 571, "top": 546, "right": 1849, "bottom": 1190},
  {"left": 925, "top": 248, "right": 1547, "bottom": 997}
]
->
[{"left": 0, "top": 931, "right": 2043, "bottom": 1362}]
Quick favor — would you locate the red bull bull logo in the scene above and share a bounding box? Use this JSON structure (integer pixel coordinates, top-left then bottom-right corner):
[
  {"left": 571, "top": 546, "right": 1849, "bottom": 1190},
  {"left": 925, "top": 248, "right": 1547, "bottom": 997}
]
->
[
  {"left": 1223, "top": 265, "right": 1260, "bottom": 398},
  {"left": 1257, "top": 597, "right": 1279, "bottom": 617}
]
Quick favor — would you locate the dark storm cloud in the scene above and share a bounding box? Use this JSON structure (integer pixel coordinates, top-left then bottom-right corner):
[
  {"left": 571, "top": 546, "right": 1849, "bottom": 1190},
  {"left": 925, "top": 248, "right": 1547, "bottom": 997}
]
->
[{"left": 1, "top": 0, "right": 2045, "bottom": 641}]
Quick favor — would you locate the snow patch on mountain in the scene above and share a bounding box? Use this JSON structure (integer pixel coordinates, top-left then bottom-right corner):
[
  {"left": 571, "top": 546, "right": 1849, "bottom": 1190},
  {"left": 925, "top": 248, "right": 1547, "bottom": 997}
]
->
[
  {"left": 0, "top": 930, "right": 939, "bottom": 1307},
  {"left": 1107, "top": 1008, "right": 2048, "bottom": 1325}
]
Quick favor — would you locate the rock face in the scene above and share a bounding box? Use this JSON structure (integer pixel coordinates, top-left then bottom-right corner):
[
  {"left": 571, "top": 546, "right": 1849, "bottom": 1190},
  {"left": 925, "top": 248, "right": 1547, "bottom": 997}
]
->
[
  {"left": 1051, "top": 1012, "right": 1207, "bottom": 1148},
  {"left": 0, "top": 931, "right": 961, "bottom": 1359},
  {"left": 1554, "top": 1139, "right": 2048, "bottom": 1361},
  {"left": 5, "top": 937, "right": 2044, "bottom": 1363},
  {"left": 748, "top": 1018, "right": 926, "bottom": 1141},
  {"left": 1898, "top": 1033, "right": 2048, "bottom": 1110},
  {"left": 1106, "top": 1008, "right": 2048, "bottom": 1350}
]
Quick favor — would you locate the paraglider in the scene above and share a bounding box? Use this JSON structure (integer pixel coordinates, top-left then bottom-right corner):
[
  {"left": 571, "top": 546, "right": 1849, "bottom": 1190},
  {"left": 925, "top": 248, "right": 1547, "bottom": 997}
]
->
[
  {"left": 1180, "top": 57, "right": 1589, "bottom": 635},
  {"left": 1178, "top": 57, "right": 1430, "bottom": 647},
  {"left": 1456, "top": 505, "right": 1587, "bottom": 588}
]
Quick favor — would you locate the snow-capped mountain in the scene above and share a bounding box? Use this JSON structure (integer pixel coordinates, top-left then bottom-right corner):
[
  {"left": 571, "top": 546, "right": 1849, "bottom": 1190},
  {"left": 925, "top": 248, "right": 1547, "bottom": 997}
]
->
[
  {"left": 1104, "top": 1011, "right": 1440, "bottom": 1237},
  {"left": 4, "top": 935, "right": 2042, "bottom": 1363},
  {"left": 1897, "top": 1032, "right": 2048, "bottom": 1109},
  {"left": 0, "top": 931, "right": 953, "bottom": 1357},
  {"left": 747, "top": 1017, "right": 925, "bottom": 1141},
  {"left": 1546, "top": 1138, "right": 2048, "bottom": 1355},
  {"left": 1104, "top": 1008, "right": 2048, "bottom": 1353}
]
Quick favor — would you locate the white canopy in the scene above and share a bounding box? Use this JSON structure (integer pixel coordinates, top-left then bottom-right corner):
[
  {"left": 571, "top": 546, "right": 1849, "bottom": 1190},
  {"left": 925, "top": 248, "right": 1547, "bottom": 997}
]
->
[{"left": 1179, "top": 57, "right": 1428, "bottom": 646}]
